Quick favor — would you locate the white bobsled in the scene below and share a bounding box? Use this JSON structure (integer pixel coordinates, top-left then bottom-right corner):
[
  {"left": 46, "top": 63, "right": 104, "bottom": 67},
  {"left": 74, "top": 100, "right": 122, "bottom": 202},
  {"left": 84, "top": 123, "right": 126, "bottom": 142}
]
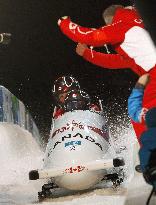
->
[{"left": 29, "top": 110, "right": 125, "bottom": 199}]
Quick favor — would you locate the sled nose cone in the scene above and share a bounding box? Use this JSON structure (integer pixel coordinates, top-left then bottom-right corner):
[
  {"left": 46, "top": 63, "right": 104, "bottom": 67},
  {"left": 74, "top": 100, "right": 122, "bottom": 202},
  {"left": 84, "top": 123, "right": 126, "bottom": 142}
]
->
[
  {"left": 113, "top": 158, "right": 125, "bottom": 167},
  {"left": 29, "top": 170, "right": 39, "bottom": 180}
]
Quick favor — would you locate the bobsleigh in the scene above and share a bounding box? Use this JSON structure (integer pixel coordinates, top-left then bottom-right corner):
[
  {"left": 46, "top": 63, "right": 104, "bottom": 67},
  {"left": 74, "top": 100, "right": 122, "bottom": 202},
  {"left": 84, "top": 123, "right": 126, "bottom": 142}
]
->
[{"left": 29, "top": 109, "right": 125, "bottom": 200}]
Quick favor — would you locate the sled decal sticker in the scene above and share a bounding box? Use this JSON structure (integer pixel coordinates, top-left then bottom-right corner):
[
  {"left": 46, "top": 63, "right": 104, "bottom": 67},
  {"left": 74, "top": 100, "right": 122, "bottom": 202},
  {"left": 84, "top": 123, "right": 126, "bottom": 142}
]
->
[
  {"left": 52, "top": 120, "right": 108, "bottom": 141},
  {"left": 47, "top": 133, "right": 103, "bottom": 157},
  {"left": 52, "top": 133, "right": 103, "bottom": 151},
  {"left": 64, "top": 165, "right": 86, "bottom": 174},
  {"left": 65, "top": 140, "right": 81, "bottom": 151}
]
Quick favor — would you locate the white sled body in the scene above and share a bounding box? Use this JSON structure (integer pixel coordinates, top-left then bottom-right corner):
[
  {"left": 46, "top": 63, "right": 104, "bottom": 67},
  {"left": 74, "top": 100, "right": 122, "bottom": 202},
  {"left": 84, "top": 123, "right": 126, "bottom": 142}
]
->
[{"left": 42, "top": 110, "right": 117, "bottom": 190}]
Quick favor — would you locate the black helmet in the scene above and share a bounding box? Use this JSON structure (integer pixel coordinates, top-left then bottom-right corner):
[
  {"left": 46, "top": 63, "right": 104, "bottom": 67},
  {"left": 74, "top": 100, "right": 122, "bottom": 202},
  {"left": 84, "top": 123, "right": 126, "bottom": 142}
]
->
[
  {"left": 52, "top": 76, "right": 80, "bottom": 96},
  {"left": 52, "top": 76, "right": 81, "bottom": 107}
]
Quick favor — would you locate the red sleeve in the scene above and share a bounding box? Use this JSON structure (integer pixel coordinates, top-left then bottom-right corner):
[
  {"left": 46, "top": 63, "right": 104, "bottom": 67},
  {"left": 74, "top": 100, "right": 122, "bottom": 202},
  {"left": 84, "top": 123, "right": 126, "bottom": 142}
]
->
[
  {"left": 54, "top": 108, "right": 64, "bottom": 119},
  {"left": 58, "top": 17, "right": 125, "bottom": 47},
  {"left": 83, "top": 48, "right": 135, "bottom": 69}
]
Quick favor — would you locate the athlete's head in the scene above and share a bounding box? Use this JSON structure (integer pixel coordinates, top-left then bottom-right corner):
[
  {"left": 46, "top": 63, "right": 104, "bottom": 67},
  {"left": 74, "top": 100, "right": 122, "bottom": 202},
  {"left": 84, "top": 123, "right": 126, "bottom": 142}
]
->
[
  {"left": 52, "top": 76, "right": 80, "bottom": 105},
  {"left": 102, "top": 5, "right": 124, "bottom": 25},
  {"left": 64, "top": 90, "right": 91, "bottom": 112}
]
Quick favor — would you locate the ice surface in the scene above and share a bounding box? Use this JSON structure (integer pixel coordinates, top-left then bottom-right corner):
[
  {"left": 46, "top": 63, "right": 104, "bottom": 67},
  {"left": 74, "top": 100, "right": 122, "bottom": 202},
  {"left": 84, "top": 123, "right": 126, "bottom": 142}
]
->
[{"left": 0, "top": 122, "right": 43, "bottom": 185}]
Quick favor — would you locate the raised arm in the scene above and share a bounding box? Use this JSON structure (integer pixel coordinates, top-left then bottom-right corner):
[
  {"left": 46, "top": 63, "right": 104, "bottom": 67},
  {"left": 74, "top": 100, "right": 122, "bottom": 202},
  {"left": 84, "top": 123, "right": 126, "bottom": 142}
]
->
[
  {"left": 58, "top": 17, "right": 124, "bottom": 47},
  {"left": 75, "top": 43, "right": 144, "bottom": 76},
  {"left": 76, "top": 43, "right": 137, "bottom": 69},
  {"left": 83, "top": 48, "right": 135, "bottom": 69}
]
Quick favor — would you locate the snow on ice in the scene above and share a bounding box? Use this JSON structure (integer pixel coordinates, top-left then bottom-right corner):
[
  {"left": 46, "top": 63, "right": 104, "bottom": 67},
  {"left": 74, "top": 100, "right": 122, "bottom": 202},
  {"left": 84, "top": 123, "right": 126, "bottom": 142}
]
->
[{"left": 0, "top": 120, "right": 155, "bottom": 205}]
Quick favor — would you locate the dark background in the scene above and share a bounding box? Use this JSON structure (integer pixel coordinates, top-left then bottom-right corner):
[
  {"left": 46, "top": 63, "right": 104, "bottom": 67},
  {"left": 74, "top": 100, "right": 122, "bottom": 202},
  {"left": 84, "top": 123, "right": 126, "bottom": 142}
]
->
[{"left": 0, "top": 0, "right": 138, "bottom": 139}]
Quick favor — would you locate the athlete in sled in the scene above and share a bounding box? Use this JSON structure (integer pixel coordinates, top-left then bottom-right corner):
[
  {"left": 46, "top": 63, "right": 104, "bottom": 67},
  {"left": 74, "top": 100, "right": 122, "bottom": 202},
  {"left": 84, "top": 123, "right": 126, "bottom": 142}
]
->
[{"left": 29, "top": 76, "right": 125, "bottom": 200}]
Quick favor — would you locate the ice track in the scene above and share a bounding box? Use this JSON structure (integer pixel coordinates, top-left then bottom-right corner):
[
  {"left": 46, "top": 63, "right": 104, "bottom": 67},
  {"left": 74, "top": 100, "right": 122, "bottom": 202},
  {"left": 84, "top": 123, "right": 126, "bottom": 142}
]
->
[{"left": 0, "top": 122, "right": 155, "bottom": 205}]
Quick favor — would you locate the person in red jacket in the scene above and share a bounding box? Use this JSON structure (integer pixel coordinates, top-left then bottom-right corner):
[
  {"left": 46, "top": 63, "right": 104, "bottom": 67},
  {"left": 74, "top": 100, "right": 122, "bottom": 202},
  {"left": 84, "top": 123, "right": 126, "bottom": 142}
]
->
[
  {"left": 52, "top": 76, "right": 101, "bottom": 119},
  {"left": 58, "top": 5, "right": 156, "bottom": 142},
  {"left": 58, "top": 5, "right": 156, "bottom": 75}
]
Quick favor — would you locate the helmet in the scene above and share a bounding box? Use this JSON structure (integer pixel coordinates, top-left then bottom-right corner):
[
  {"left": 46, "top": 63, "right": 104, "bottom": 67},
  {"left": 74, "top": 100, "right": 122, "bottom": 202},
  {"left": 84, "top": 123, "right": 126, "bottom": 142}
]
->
[
  {"left": 52, "top": 76, "right": 81, "bottom": 106},
  {"left": 52, "top": 76, "right": 80, "bottom": 96}
]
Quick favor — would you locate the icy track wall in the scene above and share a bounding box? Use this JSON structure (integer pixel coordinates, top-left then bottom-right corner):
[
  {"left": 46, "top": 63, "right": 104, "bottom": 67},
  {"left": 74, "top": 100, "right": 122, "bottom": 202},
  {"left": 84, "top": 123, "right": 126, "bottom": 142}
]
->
[
  {"left": 0, "top": 86, "right": 44, "bottom": 185},
  {"left": 0, "top": 86, "right": 42, "bottom": 146}
]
